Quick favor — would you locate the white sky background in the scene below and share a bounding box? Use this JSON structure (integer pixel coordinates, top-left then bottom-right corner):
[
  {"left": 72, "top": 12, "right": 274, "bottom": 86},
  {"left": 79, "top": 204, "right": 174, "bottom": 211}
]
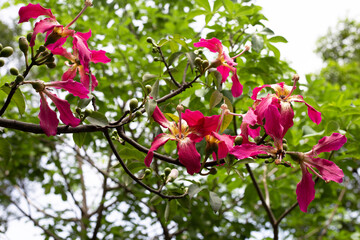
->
[{"left": 2, "top": 0, "right": 360, "bottom": 239}]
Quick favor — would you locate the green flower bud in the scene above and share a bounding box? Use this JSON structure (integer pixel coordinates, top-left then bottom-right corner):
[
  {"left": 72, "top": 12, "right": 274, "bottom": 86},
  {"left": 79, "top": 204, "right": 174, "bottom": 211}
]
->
[
  {"left": 47, "top": 56, "right": 55, "bottom": 63},
  {"left": 202, "top": 60, "right": 209, "bottom": 68},
  {"left": 135, "top": 111, "right": 142, "bottom": 118},
  {"left": 0, "top": 59, "right": 4, "bottom": 67},
  {"left": 194, "top": 57, "right": 202, "bottom": 66},
  {"left": 38, "top": 46, "right": 46, "bottom": 52},
  {"left": 234, "top": 136, "right": 243, "bottom": 145},
  {"left": 19, "top": 37, "right": 29, "bottom": 54},
  {"left": 129, "top": 98, "right": 138, "bottom": 111},
  {"left": 0, "top": 46, "right": 14, "bottom": 58},
  {"left": 26, "top": 33, "right": 33, "bottom": 43},
  {"left": 145, "top": 85, "right": 152, "bottom": 94},
  {"left": 254, "top": 136, "right": 262, "bottom": 144},
  {"left": 153, "top": 57, "right": 160, "bottom": 61},
  {"left": 10, "top": 67, "right": 19, "bottom": 76},
  {"left": 283, "top": 144, "right": 288, "bottom": 151},
  {"left": 146, "top": 37, "right": 154, "bottom": 44},
  {"left": 84, "top": 109, "right": 93, "bottom": 116},
  {"left": 144, "top": 169, "right": 152, "bottom": 176},
  {"left": 0, "top": 43, "right": 3, "bottom": 51},
  {"left": 197, "top": 49, "right": 203, "bottom": 55},
  {"left": 46, "top": 62, "right": 56, "bottom": 68},
  {"left": 76, "top": 107, "right": 82, "bottom": 115},
  {"left": 152, "top": 47, "right": 159, "bottom": 54},
  {"left": 282, "top": 138, "right": 287, "bottom": 143},
  {"left": 209, "top": 168, "right": 217, "bottom": 175},
  {"left": 15, "top": 75, "right": 24, "bottom": 84},
  {"left": 164, "top": 167, "right": 171, "bottom": 176}
]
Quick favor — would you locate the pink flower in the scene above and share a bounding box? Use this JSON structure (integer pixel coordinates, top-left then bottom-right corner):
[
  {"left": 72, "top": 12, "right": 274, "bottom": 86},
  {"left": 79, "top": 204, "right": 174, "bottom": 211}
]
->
[
  {"left": 252, "top": 79, "right": 322, "bottom": 137},
  {"left": 205, "top": 132, "right": 235, "bottom": 161},
  {"left": 18, "top": 3, "right": 74, "bottom": 49},
  {"left": 294, "top": 133, "right": 346, "bottom": 212},
  {"left": 145, "top": 106, "right": 219, "bottom": 175},
  {"left": 52, "top": 35, "right": 111, "bottom": 91},
  {"left": 31, "top": 80, "right": 89, "bottom": 136},
  {"left": 194, "top": 38, "right": 249, "bottom": 97}
]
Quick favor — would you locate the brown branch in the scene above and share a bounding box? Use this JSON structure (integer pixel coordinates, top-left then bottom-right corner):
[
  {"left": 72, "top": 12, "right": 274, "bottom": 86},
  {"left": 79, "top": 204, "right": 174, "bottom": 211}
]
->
[{"left": 157, "top": 46, "right": 181, "bottom": 88}]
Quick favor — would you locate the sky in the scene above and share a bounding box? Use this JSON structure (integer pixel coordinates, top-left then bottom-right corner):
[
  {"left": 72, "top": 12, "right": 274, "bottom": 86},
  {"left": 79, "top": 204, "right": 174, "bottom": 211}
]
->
[{"left": 2, "top": 0, "right": 360, "bottom": 239}]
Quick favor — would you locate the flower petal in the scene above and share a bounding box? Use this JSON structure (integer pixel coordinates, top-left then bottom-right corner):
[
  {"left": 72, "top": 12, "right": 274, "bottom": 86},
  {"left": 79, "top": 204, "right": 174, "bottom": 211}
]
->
[
  {"left": 47, "top": 80, "right": 89, "bottom": 99},
  {"left": 51, "top": 47, "right": 74, "bottom": 61},
  {"left": 46, "top": 36, "right": 70, "bottom": 51},
  {"left": 193, "top": 38, "right": 223, "bottom": 53},
  {"left": 311, "top": 133, "right": 347, "bottom": 154},
  {"left": 38, "top": 92, "right": 59, "bottom": 136},
  {"left": 251, "top": 84, "right": 272, "bottom": 100},
  {"left": 291, "top": 95, "right": 322, "bottom": 125},
  {"left": 62, "top": 66, "right": 78, "bottom": 81},
  {"left": 264, "top": 104, "right": 283, "bottom": 149},
  {"left": 296, "top": 165, "right": 315, "bottom": 213},
  {"left": 44, "top": 90, "right": 80, "bottom": 127},
  {"left": 309, "top": 157, "right": 344, "bottom": 183},
  {"left": 230, "top": 144, "right": 272, "bottom": 160},
  {"left": 144, "top": 133, "right": 171, "bottom": 167},
  {"left": 279, "top": 101, "right": 294, "bottom": 135},
  {"left": 91, "top": 50, "right": 111, "bottom": 63},
  {"left": 79, "top": 67, "right": 98, "bottom": 91},
  {"left": 177, "top": 137, "right": 201, "bottom": 175},
  {"left": 217, "top": 65, "right": 230, "bottom": 83},
  {"left": 29, "top": 18, "right": 58, "bottom": 47},
  {"left": 212, "top": 132, "right": 235, "bottom": 159},
  {"left": 18, "top": 3, "right": 55, "bottom": 23},
  {"left": 231, "top": 73, "right": 243, "bottom": 97},
  {"left": 152, "top": 106, "right": 170, "bottom": 128},
  {"left": 73, "top": 30, "right": 92, "bottom": 69}
]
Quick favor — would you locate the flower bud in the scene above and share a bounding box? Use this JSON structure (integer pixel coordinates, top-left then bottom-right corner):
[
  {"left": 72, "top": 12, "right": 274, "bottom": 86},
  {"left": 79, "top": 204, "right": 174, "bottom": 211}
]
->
[
  {"left": 145, "top": 85, "right": 152, "bottom": 94},
  {"left": 10, "top": 67, "right": 19, "bottom": 76},
  {"left": 202, "top": 60, "right": 209, "bottom": 68},
  {"left": 234, "top": 136, "right": 243, "bottom": 145},
  {"left": 282, "top": 144, "right": 288, "bottom": 151},
  {"left": 15, "top": 75, "right": 24, "bottom": 84},
  {"left": 76, "top": 107, "right": 82, "bottom": 115},
  {"left": 46, "top": 62, "right": 56, "bottom": 69},
  {"left": 146, "top": 37, "right": 154, "bottom": 44},
  {"left": 153, "top": 57, "right": 160, "bottom": 61},
  {"left": 164, "top": 167, "right": 171, "bottom": 176},
  {"left": 209, "top": 168, "right": 217, "bottom": 175},
  {"left": 19, "top": 37, "right": 29, "bottom": 54},
  {"left": 129, "top": 98, "right": 138, "bottom": 111},
  {"left": 84, "top": 109, "right": 93, "bottom": 116},
  {"left": 0, "top": 46, "right": 14, "bottom": 58},
  {"left": 26, "top": 33, "right": 33, "bottom": 43},
  {"left": 38, "top": 46, "right": 46, "bottom": 52},
  {"left": 152, "top": 47, "right": 159, "bottom": 54},
  {"left": 144, "top": 168, "right": 152, "bottom": 176},
  {"left": 176, "top": 104, "right": 184, "bottom": 113},
  {"left": 194, "top": 57, "right": 202, "bottom": 66},
  {"left": 0, "top": 59, "right": 4, "bottom": 67},
  {"left": 0, "top": 43, "right": 3, "bottom": 51},
  {"left": 31, "top": 80, "right": 45, "bottom": 92},
  {"left": 135, "top": 111, "right": 142, "bottom": 118},
  {"left": 254, "top": 136, "right": 262, "bottom": 144},
  {"left": 166, "top": 169, "right": 179, "bottom": 183}
]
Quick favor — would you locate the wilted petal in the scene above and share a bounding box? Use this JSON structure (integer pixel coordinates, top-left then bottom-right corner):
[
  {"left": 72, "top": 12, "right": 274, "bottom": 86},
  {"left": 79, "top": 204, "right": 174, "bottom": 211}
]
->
[
  {"left": 177, "top": 137, "right": 201, "bottom": 175},
  {"left": 152, "top": 106, "right": 170, "bottom": 128},
  {"left": 231, "top": 73, "right": 243, "bottom": 97},
  {"left": 311, "top": 133, "right": 347, "bottom": 155},
  {"left": 193, "top": 38, "right": 223, "bottom": 53},
  {"left": 38, "top": 92, "right": 59, "bottom": 136},
  {"left": 47, "top": 80, "right": 89, "bottom": 99},
  {"left": 230, "top": 144, "right": 272, "bottom": 160},
  {"left": 251, "top": 84, "right": 272, "bottom": 100},
  {"left": 44, "top": 90, "right": 80, "bottom": 127},
  {"left": 308, "top": 157, "right": 344, "bottom": 183},
  {"left": 279, "top": 101, "right": 294, "bottom": 136},
  {"left": 30, "top": 18, "right": 58, "bottom": 47},
  {"left": 144, "top": 133, "right": 171, "bottom": 167},
  {"left": 91, "top": 50, "right": 111, "bottom": 63},
  {"left": 18, "top": 3, "right": 55, "bottom": 23},
  {"left": 296, "top": 165, "right": 315, "bottom": 213},
  {"left": 264, "top": 104, "right": 283, "bottom": 149}
]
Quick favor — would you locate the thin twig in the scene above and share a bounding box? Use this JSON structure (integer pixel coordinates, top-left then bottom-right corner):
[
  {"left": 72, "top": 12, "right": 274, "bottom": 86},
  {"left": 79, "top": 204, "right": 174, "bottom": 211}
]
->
[{"left": 157, "top": 47, "right": 181, "bottom": 88}]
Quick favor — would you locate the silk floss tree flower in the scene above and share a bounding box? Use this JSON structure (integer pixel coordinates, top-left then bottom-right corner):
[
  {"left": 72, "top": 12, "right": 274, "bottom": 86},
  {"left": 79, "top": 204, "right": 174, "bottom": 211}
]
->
[
  {"left": 145, "top": 104, "right": 220, "bottom": 175},
  {"left": 18, "top": 1, "right": 93, "bottom": 50},
  {"left": 287, "top": 133, "right": 347, "bottom": 212},
  {"left": 29, "top": 79, "right": 89, "bottom": 136},
  {"left": 194, "top": 38, "right": 249, "bottom": 97}
]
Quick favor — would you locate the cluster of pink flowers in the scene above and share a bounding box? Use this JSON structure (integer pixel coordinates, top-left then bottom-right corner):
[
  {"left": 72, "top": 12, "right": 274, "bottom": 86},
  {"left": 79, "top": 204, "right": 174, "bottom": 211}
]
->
[
  {"left": 18, "top": 3, "right": 111, "bottom": 136},
  {"left": 146, "top": 39, "right": 346, "bottom": 212}
]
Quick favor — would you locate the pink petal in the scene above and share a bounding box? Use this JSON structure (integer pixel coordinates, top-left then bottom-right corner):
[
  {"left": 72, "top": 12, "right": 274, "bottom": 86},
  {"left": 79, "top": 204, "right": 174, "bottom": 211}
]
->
[
  {"left": 46, "top": 36, "right": 70, "bottom": 50},
  {"left": 51, "top": 47, "right": 74, "bottom": 61},
  {"left": 29, "top": 18, "right": 58, "bottom": 47},
  {"left": 223, "top": 53, "right": 237, "bottom": 67},
  {"left": 193, "top": 38, "right": 223, "bottom": 53},
  {"left": 251, "top": 84, "right": 272, "bottom": 100},
  {"left": 18, "top": 3, "right": 55, "bottom": 23},
  {"left": 182, "top": 110, "right": 220, "bottom": 137},
  {"left": 248, "top": 126, "right": 261, "bottom": 139},
  {"left": 144, "top": 133, "right": 171, "bottom": 167},
  {"left": 296, "top": 165, "right": 315, "bottom": 213},
  {"left": 46, "top": 80, "right": 89, "bottom": 99},
  {"left": 91, "top": 50, "right": 111, "bottom": 63},
  {"left": 212, "top": 132, "right": 235, "bottom": 159},
  {"left": 79, "top": 67, "right": 98, "bottom": 91},
  {"left": 44, "top": 90, "right": 80, "bottom": 127},
  {"left": 152, "top": 106, "right": 170, "bottom": 128},
  {"left": 309, "top": 158, "right": 344, "bottom": 183},
  {"left": 177, "top": 137, "right": 201, "bottom": 175},
  {"left": 217, "top": 65, "right": 230, "bottom": 83},
  {"left": 311, "top": 133, "right": 347, "bottom": 154},
  {"left": 62, "top": 66, "right": 78, "bottom": 81},
  {"left": 254, "top": 95, "right": 275, "bottom": 122},
  {"left": 181, "top": 109, "right": 205, "bottom": 127},
  {"left": 38, "top": 92, "right": 59, "bottom": 136},
  {"left": 243, "top": 108, "right": 258, "bottom": 126},
  {"left": 291, "top": 95, "right": 322, "bottom": 125},
  {"left": 230, "top": 143, "right": 272, "bottom": 160},
  {"left": 73, "top": 31, "right": 92, "bottom": 69},
  {"left": 279, "top": 101, "right": 294, "bottom": 136},
  {"left": 230, "top": 73, "right": 243, "bottom": 97},
  {"left": 264, "top": 104, "right": 283, "bottom": 149}
]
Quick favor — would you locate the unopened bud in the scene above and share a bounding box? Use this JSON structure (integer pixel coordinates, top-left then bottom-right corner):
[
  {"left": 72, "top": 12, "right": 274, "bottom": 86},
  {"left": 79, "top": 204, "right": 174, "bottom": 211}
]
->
[
  {"left": 202, "top": 60, "right": 209, "bottom": 68},
  {"left": 0, "top": 43, "right": 3, "bottom": 51},
  {"left": 0, "top": 46, "right": 14, "bottom": 57},
  {"left": 164, "top": 167, "right": 171, "bottom": 176},
  {"left": 166, "top": 169, "right": 179, "bottom": 183},
  {"left": 26, "top": 33, "right": 33, "bottom": 43},
  {"left": 145, "top": 85, "right": 152, "bottom": 94},
  {"left": 144, "top": 168, "right": 152, "bottom": 176},
  {"left": 129, "top": 98, "right": 138, "bottom": 110},
  {"left": 234, "top": 136, "right": 243, "bottom": 145},
  {"left": 135, "top": 111, "right": 142, "bottom": 117},
  {"left": 76, "top": 107, "right": 82, "bottom": 115},
  {"left": 282, "top": 144, "right": 288, "bottom": 151},
  {"left": 146, "top": 37, "right": 154, "bottom": 44},
  {"left": 254, "top": 136, "right": 262, "bottom": 144},
  {"left": 46, "top": 62, "right": 56, "bottom": 68},
  {"left": 197, "top": 49, "right": 203, "bottom": 55},
  {"left": 84, "top": 109, "right": 93, "bottom": 116},
  {"left": 220, "top": 103, "right": 228, "bottom": 110},
  {"left": 19, "top": 37, "right": 29, "bottom": 54},
  {"left": 10, "top": 67, "right": 19, "bottom": 76},
  {"left": 209, "top": 168, "right": 217, "bottom": 175},
  {"left": 282, "top": 138, "right": 287, "bottom": 143},
  {"left": 38, "top": 46, "right": 46, "bottom": 52},
  {"left": 0, "top": 59, "right": 5, "bottom": 67},
  {"left": 194, "top": 57, "right": 202, "bottom": 66},
  {"left": 153, "top": 57, "right": 160, "bottom": 61},
  {"left": 15, "top": 75, "right": 24, "bottom": 84},
  {"left": 31, "top": 80, "right": 45, "bottom": 92}
]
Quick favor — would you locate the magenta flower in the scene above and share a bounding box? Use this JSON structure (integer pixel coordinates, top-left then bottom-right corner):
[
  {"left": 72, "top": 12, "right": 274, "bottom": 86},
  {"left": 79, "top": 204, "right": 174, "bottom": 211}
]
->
[
  {"left": 31, "top": 80, "right": 89, "bottom": 136},
  {"left": 252, "top": 79, "right": 322, "bottom": 137},
  {"left": 194, "top": 38, "right": 249, "bottom": 97},
  {"left": 52, "top": 36, "right": 111, "bottom": 91},
  {"left": 145, "top": 106, "right": 219, "bottom": 175},
  {"left": 294, "top": 133, "right": 347, "bottom": 212},
  {"left": 205, "top": 132, "right": 235, "bottom": 161}
]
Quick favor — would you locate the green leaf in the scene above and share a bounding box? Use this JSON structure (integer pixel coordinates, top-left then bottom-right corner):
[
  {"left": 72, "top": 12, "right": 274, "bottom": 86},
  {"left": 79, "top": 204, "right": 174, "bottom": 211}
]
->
[
  {"left": 168, "top": 52, "right": 184, "bottom": 66},
  {"left": 209, "top": 191, "right": 222, "bottom": 213},
  {"left": 1, "top": 85, "right": 26, "bottom": 116},
  {"left": 261, "top": 27, "right": 275, "bottom": 35},
  {"left": 169, "top": 40, "right": 179, "bottom": 52},
  {"left": 142, "top": 73, "right": 158, "bottom": 82},
  {"left": 251, "top": 35, "right": 264, "bottom": 52},
  {"left": 150, "top": 79, "right": 160, "bottom": 98},
  {"left": 172, "top": 39, "right": 189, "bottom": 51},
  {"left": 185, "top": 52, "right": 196, "bottom": 71},
  {"left": 195, "top": 0, "right": 211, "bottom": 11},
  {"left": 213, "top": 0, "right": 223, "bottom": 12},
  {"left": 186, "top": 9, "right": 208, "bottom": 20},
  {"left": 157, "top": 39, "right": 169, "bottom": 47},
  {"left": 164, "top": 200, "right": 177, "bottom": 223},
  {"left": 188, "top": 184, "right": 206, "bottom": 199},
  {"left": 73, "top": 132, "right": 87, "bottom": 148},
  {"left": 209, "top": 90, "right": 223, "bottom": 111},
  {"left": 145, "top": 98, "right": 157, "bottom": 118},
  {"left": 77, "top": 96, "right": 93, "bottom": 109},
  {"left": 222, "top": 0, "right": 234, "bottom": 16},
  {"left": 0, "top": 138, "right": 11, "bottom": 165},
  {"left": 268, "top": 36, "right": 288, "bottom": 43},
  {"left": 267, "top": 43, "right": 280, "bottom": 59},
  {"left": 86, "top": 111, "right": 108, "bottom": 127},
  {"left": 220, "top": 96, "right": 233, "bottom": 133},
  {"left": 165, "top": 113, "right": 179, "bottom": 122},
  {"left": 150, "top": 195, "right": 162, "bottom": 205}
]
